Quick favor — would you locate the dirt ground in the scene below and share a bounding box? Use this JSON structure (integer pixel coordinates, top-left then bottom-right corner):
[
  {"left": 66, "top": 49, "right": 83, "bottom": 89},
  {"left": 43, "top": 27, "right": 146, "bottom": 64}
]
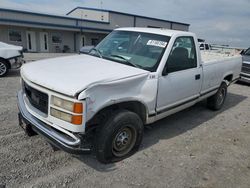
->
[{"left": 0, "top": 54, "right": 250, "bottom": 188}]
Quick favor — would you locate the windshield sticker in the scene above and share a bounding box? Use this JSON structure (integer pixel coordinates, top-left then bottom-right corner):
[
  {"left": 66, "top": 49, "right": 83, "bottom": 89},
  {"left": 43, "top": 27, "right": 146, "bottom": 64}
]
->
[{"left": 147, "top": 40, "right": 168, "bottom": 48}]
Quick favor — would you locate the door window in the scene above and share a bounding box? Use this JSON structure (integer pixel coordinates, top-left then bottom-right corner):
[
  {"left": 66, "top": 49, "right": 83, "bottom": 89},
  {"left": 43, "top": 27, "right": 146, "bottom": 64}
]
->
[
  {"left": 52, "top": 34, "right": 62, "bottom": 44},
  {"left": 82, "top": 37, "right": 85, "bottom": 47},
  {"left": 91, "top": 38, "right": 99, "bottom": 46},
  {"left": 166, "top": 36, "right": 197, "bottom": 73},
  {"left": 9, "top": 30, "right": 22, "bottom": 42},
  {"left": 44, "top": 34, "right": 48, "bottom": 50},
  {"left": 28, "top": 34, "right": 32, "bottom": 50}
]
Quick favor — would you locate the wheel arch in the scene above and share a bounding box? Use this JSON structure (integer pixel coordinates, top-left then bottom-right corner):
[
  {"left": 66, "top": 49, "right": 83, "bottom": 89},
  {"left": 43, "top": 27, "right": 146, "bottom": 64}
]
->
[
  {"left": 0, "top": 57, "right": 11, "bottom": 69},
  {"left": 86, "top": 100, "right": 148, "bottom": 129},
  {"left": 222, "top": 73, "right": 233, "bottom": 85}
]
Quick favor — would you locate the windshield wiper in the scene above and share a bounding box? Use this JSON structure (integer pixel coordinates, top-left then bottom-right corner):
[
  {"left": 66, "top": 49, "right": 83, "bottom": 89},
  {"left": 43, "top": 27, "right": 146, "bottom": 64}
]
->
[
  {"left": 110, "top": 54, "right": 140, "bottom": 68},
  {"left": 89, "top": 48, "right": 103, "bottom": 58}
]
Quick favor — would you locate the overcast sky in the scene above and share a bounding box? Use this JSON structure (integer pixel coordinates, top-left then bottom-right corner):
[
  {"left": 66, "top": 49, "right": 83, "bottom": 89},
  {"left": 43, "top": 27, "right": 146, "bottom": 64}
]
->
[{"left": 1, "top": 0, "right": 250, "bottom": 48}]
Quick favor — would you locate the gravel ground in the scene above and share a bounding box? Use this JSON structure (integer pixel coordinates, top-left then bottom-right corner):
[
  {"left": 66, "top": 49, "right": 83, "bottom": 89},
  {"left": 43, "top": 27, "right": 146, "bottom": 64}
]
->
[{"left": 0, "top": 54, "right": 250, "bottom": 188}]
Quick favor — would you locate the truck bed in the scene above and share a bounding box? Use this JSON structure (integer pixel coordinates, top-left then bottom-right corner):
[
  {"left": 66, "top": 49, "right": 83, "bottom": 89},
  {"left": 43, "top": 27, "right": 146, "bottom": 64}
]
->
[
  {"left": 200, "top": 51, "right": 242, "bottom": 94},
  {"left": 201, "top": 51, "right": 241, "bottom": 63}
]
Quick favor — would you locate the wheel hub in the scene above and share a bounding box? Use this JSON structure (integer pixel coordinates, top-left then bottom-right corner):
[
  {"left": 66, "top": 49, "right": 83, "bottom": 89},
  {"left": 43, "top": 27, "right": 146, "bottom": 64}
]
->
[
  {"left": 0, "top": 62, "right": 7, "bottom": 76},
  {"left": 116, "top": 131, "right": 129, "bottom": 147},
  {"left": 217, "top": 88, "right": 225, "bottom": 105},
  {"left": 112, "top": 126, "right": 136, "bottom": 157}
]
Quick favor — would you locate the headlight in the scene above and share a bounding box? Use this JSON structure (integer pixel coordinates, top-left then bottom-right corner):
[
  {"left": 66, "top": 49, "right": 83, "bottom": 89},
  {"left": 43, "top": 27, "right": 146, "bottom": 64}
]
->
[
  {"left": 50, "top": 108, "right": 82, "bottom": 125},
  {"left": 51, "top": 96, "right": 83, "bottom": 113},
  {"left": 51, "top": 96, "right": 83, "bottom": 125}
]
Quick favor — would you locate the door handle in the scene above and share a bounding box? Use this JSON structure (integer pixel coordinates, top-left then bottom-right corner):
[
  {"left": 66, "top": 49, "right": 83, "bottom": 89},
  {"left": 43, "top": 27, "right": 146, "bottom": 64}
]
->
[{"left": 195, "top": 74, "right": 201, "bottom": 80}]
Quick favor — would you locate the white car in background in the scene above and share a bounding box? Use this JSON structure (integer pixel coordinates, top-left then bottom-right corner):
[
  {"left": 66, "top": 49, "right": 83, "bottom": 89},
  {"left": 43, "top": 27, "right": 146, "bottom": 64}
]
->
[
  {"left": 0, "top": 42, "right": 24, "bottom": 77},
  {"left": 79, "top": 45, "right": 94, "bottom": 54}
]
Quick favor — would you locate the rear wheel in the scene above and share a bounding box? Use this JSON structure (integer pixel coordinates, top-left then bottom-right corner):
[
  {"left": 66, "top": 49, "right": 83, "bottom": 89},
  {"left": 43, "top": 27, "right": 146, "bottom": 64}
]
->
[
  {"left": 0, "top": 60, "right": 9, "bottom": 77},
  {"left": 95, "top": 110, "right": 143, "bottom": 163},
  {"left": 207, "top": 82, "right": 227, "bottom": 110}
]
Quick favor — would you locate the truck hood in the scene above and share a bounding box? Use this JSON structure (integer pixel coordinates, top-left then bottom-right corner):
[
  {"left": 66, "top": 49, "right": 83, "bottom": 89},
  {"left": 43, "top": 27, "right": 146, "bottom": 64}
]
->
[
  {"left": 0, "top": 42, "right": 23, "bottom": 59},
  {"left": 21, "top": 54, "right": 149, "bottom": 96}
]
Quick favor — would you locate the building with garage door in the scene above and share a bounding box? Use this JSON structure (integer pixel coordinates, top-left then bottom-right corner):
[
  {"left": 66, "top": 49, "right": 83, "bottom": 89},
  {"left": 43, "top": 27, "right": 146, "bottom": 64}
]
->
[{"left": 0, "top": 7, "right": 190, "bottom": 53}]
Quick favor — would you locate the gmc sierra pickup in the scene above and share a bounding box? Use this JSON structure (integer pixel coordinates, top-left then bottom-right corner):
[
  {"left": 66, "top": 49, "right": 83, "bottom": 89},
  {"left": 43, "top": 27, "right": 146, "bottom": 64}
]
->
[{"left": 17, "top": 28, "right": 242, "bottom": 163}]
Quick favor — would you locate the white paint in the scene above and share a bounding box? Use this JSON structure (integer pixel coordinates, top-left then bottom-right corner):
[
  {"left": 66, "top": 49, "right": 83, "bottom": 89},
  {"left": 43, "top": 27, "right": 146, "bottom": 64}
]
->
[
  {"left": 0, "top": 42, "right": 22, "bottom": 59},
  {"left": 21, "top": 54, "right": 149, "bottom": 97}
]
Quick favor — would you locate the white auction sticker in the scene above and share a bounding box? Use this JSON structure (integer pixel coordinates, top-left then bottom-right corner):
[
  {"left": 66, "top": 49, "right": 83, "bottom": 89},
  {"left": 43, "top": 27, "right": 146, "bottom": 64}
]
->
[{"left": 147, "top": 40, "right": 167, "bottom": 48}]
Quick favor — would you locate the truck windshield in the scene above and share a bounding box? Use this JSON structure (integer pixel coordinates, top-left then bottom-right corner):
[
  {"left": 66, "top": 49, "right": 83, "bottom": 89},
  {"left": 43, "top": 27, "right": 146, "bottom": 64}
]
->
[{"left": 89, "top": 30, "right": 170, "bottom": 71}]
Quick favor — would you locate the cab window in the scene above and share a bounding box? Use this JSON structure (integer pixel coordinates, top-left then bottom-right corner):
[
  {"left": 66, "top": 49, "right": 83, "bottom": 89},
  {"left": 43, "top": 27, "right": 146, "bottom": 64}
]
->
[{"left": 166, "top": 36, "right": 197, "bottom": 73}]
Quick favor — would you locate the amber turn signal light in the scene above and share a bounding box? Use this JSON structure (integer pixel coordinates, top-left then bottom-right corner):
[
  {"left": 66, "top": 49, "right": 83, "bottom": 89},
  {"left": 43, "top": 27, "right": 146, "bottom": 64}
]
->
[
  {"left": 71, "top": 115, "right": 83, "bottom": 125},
  {"left": 73, "top": 103, "right": 83, "bottom": 113}
]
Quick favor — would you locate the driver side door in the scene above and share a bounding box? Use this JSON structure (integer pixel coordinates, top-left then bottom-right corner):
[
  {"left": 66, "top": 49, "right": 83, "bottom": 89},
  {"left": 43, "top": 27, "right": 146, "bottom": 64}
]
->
[{"left": 156, "top": 36, "right": 202, "bottom": 114}]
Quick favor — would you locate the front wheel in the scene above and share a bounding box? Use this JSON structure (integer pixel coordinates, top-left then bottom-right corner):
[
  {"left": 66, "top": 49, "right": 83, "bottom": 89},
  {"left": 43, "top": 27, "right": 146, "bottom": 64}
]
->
[
  {"left": 207, "top": 82, "right": 227, "bottom": 110},
  {"left": 0, "top": 60, "right": 9, "bottom": 77},
  {"left": 95, "top": 110, "right": 143, "bottom": 163}
]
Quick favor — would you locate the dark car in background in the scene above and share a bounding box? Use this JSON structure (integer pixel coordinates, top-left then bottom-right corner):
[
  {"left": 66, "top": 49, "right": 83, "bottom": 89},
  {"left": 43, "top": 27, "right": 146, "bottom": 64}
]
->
[
  {"left": 79, "top": 45, "right": 94, "bottom": 54},
  {"left": 240, "top": 48, "right": 250, "bottom": 83}
]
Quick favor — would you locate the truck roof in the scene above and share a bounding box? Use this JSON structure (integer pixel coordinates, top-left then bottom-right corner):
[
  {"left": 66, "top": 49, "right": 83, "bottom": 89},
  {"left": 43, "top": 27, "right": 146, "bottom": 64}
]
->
[{"left": 115, "top": 27, "right": 193, "bottom": 37}]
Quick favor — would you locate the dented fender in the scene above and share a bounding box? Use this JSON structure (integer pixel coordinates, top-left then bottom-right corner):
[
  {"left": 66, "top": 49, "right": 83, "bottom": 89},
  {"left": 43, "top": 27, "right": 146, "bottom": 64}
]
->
[{"left": 78, "top": 73, "right": 158, "bottom": 123}]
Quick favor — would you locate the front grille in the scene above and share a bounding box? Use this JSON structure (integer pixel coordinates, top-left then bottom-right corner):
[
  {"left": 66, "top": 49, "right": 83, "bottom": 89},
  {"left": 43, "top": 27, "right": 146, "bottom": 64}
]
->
[
  {"left": 24, "top": 82, "right": 48, "bottom": 114},
  {"left": 242, "top": 63, "right": 250, "bottom": 74}
]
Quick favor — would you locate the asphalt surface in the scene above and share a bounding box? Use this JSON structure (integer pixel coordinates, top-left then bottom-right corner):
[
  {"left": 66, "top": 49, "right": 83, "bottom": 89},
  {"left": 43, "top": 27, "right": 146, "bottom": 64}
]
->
[{"left": 0, "top": 55, "right": 250, "bottom": 188}]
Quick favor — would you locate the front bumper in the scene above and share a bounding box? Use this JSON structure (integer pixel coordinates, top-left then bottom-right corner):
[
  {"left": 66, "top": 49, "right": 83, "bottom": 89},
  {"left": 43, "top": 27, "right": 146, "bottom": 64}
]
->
[
  {"left": 17, "top": 90, "right": 91, "bottom": 154},
  {"left": 9, "top": 56, "right": 25, "bottom": 69}
]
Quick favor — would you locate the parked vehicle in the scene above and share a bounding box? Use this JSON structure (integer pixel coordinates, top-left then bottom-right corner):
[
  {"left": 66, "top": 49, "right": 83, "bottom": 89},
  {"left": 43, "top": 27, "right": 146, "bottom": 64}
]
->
[
  {"left": 79, "top": 45, "right": 94, "bottom": 54},
  {"left": 240, "top": 47, "right": 250, "bottom": 83},
  {"left": 199, "top": 42, "right": 212, "bottom": 50},
  {"left": 0, "top": 42, "right": 24, "bottom": 77},
  {"left": 17, "top": 28, "right": 242, "bottom": 163}
]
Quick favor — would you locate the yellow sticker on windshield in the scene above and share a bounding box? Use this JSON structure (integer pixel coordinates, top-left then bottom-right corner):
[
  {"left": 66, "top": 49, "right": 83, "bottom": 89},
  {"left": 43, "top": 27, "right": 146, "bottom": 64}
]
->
[{"left": 147, "top": 40, "right": 167, "bottom": 48}]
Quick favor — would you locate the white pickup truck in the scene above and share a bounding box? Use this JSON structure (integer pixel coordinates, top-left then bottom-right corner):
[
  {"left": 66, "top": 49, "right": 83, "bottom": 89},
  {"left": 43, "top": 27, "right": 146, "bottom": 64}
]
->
[
  {"left": 0, "top": 42, "right": 24, "bottom": 77},
  {"left": 17, "top": 28, "right": 242, "bottom": 163}
]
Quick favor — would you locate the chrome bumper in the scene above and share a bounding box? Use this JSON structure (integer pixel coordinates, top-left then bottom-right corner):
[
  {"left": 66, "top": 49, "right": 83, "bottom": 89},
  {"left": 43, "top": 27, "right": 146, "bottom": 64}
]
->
[{"left": 17, "top": 90, "right": 91, "bottom": 154}]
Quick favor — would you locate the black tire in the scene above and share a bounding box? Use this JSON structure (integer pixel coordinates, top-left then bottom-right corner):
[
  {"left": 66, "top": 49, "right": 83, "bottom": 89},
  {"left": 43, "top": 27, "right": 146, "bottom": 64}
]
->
[
  {"left": 0, "top": 60, "right": 9, "bottom": 77},
  {"left": 95, "top": 110, "right": 143, "bottom": 164},
  {"left": 207, "top": 82, "right": 227, "bottom": 111}
]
